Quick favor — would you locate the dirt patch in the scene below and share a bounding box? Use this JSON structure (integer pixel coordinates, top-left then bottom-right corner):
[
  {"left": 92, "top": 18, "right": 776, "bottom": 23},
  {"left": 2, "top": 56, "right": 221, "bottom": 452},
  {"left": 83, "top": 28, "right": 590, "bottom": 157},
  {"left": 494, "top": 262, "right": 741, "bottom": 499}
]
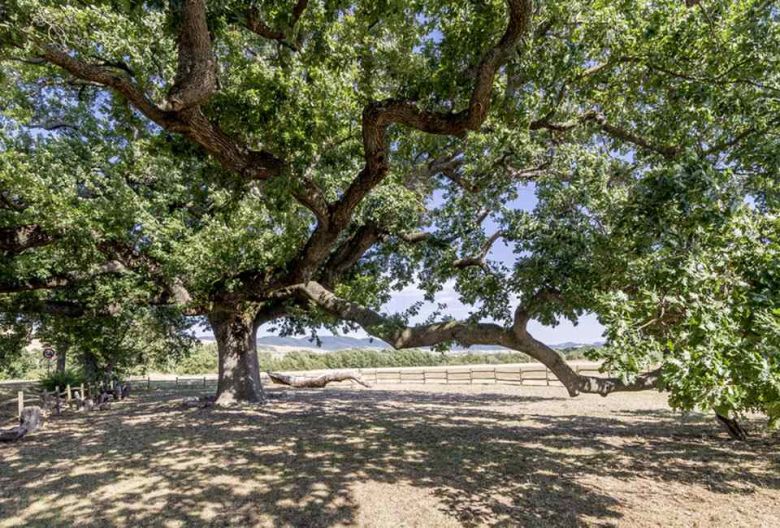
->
[{"left": 0, "top": 384, "right": 777, "bottom": 527}]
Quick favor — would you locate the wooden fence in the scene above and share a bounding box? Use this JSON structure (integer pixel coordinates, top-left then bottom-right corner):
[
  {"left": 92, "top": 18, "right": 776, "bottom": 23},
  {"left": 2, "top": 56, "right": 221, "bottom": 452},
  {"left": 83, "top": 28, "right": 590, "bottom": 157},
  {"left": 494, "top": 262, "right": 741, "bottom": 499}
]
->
[
  {"left": 354, "top": 364, "right": 603, "bottom": 386},
  {"left": 4, "top": 363, "right": 609, "bottom": 417},
  {"left": 121, "top": 363, "right": 605, "bottom": 391}
]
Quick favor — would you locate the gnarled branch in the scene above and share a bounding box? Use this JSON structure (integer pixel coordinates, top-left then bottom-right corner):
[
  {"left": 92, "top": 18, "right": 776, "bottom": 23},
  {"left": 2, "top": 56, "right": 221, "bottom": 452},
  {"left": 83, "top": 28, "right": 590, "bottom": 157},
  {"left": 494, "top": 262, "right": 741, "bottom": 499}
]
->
[
  {"left": 246, "top": 0, "right": 309, "bottom": 51},
  {"left": 292, "top": 280, "right": 661, "bottom": 397},
  {"left": 0, "top": 224, "right": 54, "bottom": 255},
  {"left": 287, "top": 0, "right": 533, "bottom": 282},
  {"left": 166, "top": 0, "right": 218, "bottom": 111}
]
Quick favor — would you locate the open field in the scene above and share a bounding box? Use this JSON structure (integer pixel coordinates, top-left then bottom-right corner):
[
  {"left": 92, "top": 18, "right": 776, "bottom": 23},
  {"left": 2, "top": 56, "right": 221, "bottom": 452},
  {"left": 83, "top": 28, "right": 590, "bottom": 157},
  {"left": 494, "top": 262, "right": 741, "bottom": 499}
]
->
[{"left": 1, "top": 384, "right": 778, "bottom": 527}]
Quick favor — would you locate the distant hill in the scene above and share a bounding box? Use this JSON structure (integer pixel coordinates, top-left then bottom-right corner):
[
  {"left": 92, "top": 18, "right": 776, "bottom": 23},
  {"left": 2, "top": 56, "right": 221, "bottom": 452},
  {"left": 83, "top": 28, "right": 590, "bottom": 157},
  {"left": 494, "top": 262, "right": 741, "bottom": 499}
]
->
[
  {"left": 199, "top": 334, "right": 603, "bottom": 352},
  {"left": 257, "top": 335, "right": 389, "bottom": 350}
]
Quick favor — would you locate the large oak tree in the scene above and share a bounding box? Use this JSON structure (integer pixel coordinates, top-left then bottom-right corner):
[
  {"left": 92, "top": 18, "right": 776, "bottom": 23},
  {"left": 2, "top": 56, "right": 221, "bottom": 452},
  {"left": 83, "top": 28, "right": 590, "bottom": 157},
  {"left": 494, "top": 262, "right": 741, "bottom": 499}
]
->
[{"left": 1, "top": 1, "right": 777, "bottom": 425}]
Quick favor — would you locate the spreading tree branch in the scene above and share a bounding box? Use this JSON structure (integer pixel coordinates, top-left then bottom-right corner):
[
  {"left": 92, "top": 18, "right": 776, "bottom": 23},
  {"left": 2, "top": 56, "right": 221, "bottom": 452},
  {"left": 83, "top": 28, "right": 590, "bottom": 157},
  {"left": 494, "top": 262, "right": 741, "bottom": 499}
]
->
[
  {"left": 287, "top": 0, "right": 533, "bottom": 283},
  {"left": 245, "top": 0, "right": 309, "bottom": 51},
  {"left": 0, "top": 225, "right": 54, "bottom": 255},
  {"left": 292, "top": 280, "right": 661, "bottom": 397},
  {"left": 453, "top": 231, "right": 504, "bottom": 270},
  {"left": 530, "top": 111, "right": 682, "bottom": 159}
]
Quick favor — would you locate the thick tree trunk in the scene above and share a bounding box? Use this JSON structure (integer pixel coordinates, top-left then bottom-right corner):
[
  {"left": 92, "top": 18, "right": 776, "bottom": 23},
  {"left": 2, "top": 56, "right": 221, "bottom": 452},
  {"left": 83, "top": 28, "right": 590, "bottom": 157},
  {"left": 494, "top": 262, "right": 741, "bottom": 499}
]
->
[
  {"left": 56, "top": 345, "right": 67, "bottom": 374},
  {"left": 82, "top": 351, "right": 99, "bottom": 382},
  {"left": 209, "top": 308, "right": 264, "bottom": 405}
]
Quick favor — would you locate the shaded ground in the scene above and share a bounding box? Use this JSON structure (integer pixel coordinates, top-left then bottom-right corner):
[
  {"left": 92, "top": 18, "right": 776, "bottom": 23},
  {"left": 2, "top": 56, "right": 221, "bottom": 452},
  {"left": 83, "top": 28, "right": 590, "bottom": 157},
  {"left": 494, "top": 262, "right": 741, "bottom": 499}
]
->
[{"left": 0, "top": 384, "right": 777, "bottom": 527}]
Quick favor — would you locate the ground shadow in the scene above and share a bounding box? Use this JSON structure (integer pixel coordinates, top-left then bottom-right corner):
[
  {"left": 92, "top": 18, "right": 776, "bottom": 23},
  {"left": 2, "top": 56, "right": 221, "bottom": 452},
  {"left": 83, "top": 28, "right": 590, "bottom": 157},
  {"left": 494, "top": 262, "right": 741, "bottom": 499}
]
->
[{"left": 0, "top": 386, "right": 777, "bottom": 527}]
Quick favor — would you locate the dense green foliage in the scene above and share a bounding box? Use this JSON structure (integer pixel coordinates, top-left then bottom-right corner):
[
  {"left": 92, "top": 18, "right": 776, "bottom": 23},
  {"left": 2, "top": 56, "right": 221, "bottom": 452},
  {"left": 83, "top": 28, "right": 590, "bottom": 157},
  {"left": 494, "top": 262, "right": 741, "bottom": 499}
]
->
[
  {"left": 173, "top": 345, "right": 537, "bottom": 374},
  {"left": 0, "top": 1, "right": 777, "bottom": 420},
  {"left": 38, "top": 368, "right": 86, "bottom": 392}
]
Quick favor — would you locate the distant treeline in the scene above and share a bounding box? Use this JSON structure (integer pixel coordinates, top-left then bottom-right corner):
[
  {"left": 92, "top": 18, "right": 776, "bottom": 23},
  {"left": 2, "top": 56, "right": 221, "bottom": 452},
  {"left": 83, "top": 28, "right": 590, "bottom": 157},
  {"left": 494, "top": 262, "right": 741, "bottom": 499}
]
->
[
  {"left": 1, "top": 342, "right": 599, "bottom": 380},
  {"left": 167, "top": 343, "right": 598, "bottom": 375}
]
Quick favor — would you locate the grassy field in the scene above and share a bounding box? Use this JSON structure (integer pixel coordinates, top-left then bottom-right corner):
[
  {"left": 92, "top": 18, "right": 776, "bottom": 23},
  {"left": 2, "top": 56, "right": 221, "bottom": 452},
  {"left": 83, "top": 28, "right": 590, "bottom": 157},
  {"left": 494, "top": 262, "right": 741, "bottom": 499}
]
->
[{"left": 0, "top": 384, "right": 777, "bottom": 527}]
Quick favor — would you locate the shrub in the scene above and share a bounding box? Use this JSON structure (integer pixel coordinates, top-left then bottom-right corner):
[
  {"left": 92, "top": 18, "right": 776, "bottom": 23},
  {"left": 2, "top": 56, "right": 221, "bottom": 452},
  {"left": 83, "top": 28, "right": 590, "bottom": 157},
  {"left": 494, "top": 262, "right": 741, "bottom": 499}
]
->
[{"left": 38, "top": 370, "right": 86, "bottom": 392}]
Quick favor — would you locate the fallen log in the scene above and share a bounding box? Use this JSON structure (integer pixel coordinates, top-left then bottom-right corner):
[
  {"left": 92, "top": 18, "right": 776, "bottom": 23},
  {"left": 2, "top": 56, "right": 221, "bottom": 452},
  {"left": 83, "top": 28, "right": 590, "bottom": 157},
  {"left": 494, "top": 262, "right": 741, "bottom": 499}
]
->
[
  {"left": 267, "top": 371, "right": 370, "bottom": 388},
  {"left": 0, "top": 406, "right": 45, "bottom": 443},
  {"left": 181, "top": 394, "right": 216, "bottom": 409}
]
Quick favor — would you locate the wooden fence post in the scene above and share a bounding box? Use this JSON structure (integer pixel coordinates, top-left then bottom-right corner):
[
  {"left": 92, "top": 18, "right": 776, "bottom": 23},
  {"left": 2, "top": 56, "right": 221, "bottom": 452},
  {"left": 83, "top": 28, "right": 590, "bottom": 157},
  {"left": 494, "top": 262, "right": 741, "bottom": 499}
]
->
[
  {"left": 54, "top": 385, "right": 61, "bottom": 416},
  {"left": 17, "top": 391, "right": 23, "bottom": 419},
  {"left": 545, "top": 369, "right": 550, "bottom": 386},
  {"left": 80, "top": 383, "right": 85, "bottom": 399},
  {"left": 66, "top": 384, "right": 72, "bottom": 402}
]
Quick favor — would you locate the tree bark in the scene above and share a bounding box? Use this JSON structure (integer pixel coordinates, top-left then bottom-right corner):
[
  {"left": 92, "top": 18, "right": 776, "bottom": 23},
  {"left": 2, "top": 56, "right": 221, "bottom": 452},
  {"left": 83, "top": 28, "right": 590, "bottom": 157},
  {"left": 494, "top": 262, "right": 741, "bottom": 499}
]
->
[
  {"left": 716, "top": 413, "right": 748, "bottom": 441},
  {"left": 267, "top": 371, "right": 370, "bottom": 388},
  {"left": 82, "top": 351, "right": 99, "bottom": 382},
  {"left": 56, "top": 345, "right": 67, "bottom": 374},
  {"left": 209, "top": 308, "right": 265, "bottom": 405}
]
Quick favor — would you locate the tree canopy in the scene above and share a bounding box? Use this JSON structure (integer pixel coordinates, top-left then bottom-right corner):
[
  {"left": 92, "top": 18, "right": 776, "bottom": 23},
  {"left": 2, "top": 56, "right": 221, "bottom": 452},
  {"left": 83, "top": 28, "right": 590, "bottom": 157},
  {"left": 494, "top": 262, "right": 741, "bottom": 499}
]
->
[{"left": 0, "top": 0, "right": 778, "bottom": 420}]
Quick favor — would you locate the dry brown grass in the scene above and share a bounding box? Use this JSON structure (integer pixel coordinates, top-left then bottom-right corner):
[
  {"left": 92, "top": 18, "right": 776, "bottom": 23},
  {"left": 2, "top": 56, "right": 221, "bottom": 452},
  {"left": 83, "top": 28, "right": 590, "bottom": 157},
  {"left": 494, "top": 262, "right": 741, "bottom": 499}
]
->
[{"left": 0, "top": 384, "right": 778, "bottom": 527}]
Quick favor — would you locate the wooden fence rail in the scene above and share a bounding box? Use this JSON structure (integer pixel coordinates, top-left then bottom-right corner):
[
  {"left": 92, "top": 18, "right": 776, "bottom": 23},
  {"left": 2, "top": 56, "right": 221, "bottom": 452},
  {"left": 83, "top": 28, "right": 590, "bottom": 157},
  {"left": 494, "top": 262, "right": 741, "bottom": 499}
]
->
[
  {"left": 123, "top": 364, "right": 610, "bottom": 390},
  {"left": 4, "top": 364, "right": 619, "bottom": 412}
]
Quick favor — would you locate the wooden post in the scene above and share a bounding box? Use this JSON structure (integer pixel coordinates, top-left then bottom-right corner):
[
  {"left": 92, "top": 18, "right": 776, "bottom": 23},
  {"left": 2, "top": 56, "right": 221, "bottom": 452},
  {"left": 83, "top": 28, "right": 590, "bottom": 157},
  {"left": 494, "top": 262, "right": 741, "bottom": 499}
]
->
[
  {"left": 519, "top": 367, "right": 523, "bottom": 386},
  {"left": 17, "top": 391, "right": 24, "bottom": 419},
  {"left": 545, "top": 369, "right": 550, "bottom": 386},
  {"left": 66, "top": 384, "right": 72, "bottom": 402},
  {"left": 147, "top": 375, "right": 151, "bottom": 390},
  {"left": 80, "top": 383, "right": 85, "bottom": 399}
]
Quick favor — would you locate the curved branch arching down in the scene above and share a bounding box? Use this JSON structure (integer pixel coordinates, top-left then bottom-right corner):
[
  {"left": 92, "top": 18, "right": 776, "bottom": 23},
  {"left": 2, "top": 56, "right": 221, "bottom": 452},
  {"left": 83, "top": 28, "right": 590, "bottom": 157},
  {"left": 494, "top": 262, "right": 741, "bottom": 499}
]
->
[{"left": 292, "top": 281, "right": 661, "bottom": 398}]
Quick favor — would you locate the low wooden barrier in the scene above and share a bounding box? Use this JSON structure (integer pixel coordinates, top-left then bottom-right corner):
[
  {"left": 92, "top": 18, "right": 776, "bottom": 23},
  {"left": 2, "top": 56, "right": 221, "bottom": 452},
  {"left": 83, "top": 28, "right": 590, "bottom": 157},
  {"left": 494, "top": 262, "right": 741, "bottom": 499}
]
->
[{"left": 3, "top": 364, "right": 615, "bottom": 407}]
